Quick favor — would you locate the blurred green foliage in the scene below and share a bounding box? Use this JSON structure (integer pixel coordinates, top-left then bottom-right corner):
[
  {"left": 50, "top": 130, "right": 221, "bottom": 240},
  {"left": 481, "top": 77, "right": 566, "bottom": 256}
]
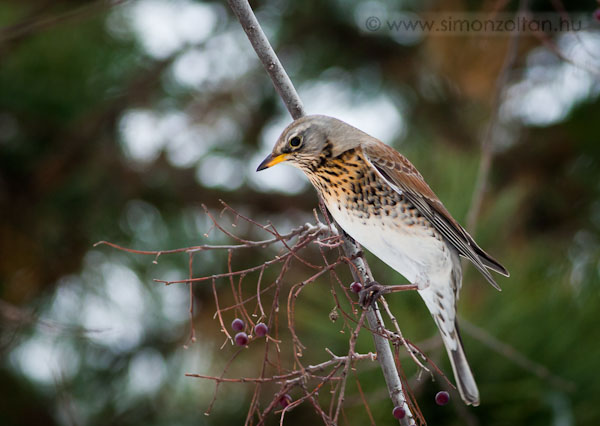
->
[{"left": 1, "top": 0, "right": 599, "bottom": 425}]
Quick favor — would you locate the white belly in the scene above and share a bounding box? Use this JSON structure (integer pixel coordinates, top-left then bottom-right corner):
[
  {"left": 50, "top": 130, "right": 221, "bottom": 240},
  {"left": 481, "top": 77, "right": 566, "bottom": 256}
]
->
[
  {"left": 326, "top": 201, "right": 453, "bottom": 285},
  {"left": 326, "top": 199, "right": 461, "bottom": 350}
]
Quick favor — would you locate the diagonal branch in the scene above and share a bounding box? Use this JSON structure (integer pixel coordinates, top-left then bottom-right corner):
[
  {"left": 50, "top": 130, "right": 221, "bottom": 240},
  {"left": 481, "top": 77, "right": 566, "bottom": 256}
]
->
[
  {"left": 227, "top": 0, "right": 305, "bottom": 120},
  {"left": 226, "top": 0, "right": 414, "bottom": 424},
  {"left": 466, "top": 0, "right": 529, "bottom": 232}
]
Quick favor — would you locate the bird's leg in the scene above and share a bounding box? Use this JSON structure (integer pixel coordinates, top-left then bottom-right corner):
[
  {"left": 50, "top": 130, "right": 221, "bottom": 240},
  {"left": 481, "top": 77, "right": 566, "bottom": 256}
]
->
[{"left": 359, "top": 281, "right": 419, "bottom": 308}]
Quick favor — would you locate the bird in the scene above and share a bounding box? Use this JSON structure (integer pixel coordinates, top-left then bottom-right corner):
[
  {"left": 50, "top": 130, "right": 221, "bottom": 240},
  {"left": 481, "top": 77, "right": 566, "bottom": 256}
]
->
[{"left": 256, "top": 114, "right": 509, "bottom": 406}]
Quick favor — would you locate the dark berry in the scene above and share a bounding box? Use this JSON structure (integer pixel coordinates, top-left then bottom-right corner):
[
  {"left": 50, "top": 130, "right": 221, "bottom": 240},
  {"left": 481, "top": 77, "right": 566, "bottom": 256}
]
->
[
  {"left": 350, "top": 281, "right": 363, "bottom": 293},
  {"left": 234, "top": 331, "right": 249, "bottom": 346},
  {"left": 254, "top": 322, "right": 268, "bottom": 337},
  {"left": 392, "top": 406, "right": 406, "bottom": 419},
  {"left": 279, "top": 393, "right": 292, "bottom": 408},
  {"left": 435, "top": 391, "right": 450, "bottom": 406},
  {"left": 231, "top": 318, "right": 245, "bottom": 332},
  {"left": 594, "top": 8, "right": 600, "bottom": 21}
]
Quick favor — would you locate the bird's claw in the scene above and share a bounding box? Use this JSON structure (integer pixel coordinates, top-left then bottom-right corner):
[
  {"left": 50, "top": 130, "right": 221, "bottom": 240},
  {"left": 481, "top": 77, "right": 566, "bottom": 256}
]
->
[
  {"left": 358, "top": 281, "right": 420, "bottom": 307},
  {"left": 358, "top": 281, "right": 387, "bottom": 308}
]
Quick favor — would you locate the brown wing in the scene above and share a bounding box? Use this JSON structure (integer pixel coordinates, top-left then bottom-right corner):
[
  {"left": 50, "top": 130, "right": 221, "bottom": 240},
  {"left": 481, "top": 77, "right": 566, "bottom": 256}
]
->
[{"left": 361, "top": 141, "right": 509, "bottom": 290}]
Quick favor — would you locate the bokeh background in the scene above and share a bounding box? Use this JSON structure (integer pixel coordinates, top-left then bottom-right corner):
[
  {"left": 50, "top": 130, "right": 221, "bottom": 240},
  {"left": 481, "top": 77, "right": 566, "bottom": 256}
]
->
[{"left": 1, "top": 0, "right": 600, "bottom": 425}]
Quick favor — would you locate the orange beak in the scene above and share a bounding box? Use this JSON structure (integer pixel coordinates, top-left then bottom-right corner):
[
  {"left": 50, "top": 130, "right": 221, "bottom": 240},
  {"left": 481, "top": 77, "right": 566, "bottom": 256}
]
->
[{"left": 256, "top": 153, "right": 289, "bottom": 171}]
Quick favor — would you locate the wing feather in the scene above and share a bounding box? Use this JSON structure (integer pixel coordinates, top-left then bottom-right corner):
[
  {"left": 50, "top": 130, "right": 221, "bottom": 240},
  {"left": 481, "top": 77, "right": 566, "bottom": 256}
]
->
[{"left": 361, "top": 142, "right": 508, "bottom": 290}]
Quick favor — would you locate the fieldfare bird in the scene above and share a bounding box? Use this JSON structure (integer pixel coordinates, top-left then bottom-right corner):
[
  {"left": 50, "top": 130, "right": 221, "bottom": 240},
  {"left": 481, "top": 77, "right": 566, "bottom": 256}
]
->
[{"left": 257, "top": 115, "right": 509, "bottom": 406}]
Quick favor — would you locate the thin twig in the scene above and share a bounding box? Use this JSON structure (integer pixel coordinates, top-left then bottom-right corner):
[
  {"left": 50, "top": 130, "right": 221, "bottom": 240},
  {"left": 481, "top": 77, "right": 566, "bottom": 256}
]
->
[
  {"left": 466, "top": 0, "right": 528, "bottom": 232},
  {"left": 379, "top": 297, "right": 428, "bottom": 372},
  {"left": 186, "top": 252, "right": 196, "bottom": 346},
  {"left": 354, "top": 373, "right": 376, "bottom": 426},
  {"left": 94, "top": 222, "right": 317, "bottom": 255},
  {"left": 333, "top": 310, "right": 367, "bottom": 423},
  {"left": 0, "top": 0, "right": 129, "bottom": 43},
  {"left": 460, "top": 319, "right": 575, "bottom": 391}
]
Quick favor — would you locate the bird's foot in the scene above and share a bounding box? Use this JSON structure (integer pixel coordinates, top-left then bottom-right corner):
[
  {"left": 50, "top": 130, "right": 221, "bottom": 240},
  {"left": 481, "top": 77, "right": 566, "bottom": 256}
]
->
[
  {"left": 358, "top": 281, "right": 386, "bottom": 308},
  {"left": 359, "top": 281, "right": 419, "bottom": 308}
]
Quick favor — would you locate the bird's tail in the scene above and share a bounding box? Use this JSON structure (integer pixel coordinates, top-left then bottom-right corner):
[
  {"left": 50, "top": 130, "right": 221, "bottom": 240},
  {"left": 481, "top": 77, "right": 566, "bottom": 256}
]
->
[{"left": 437, "top": 320, "right": 480, "bottom": 406}]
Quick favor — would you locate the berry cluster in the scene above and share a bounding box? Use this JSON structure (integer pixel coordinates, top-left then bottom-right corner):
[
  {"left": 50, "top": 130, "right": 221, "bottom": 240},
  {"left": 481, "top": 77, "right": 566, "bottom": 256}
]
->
[{"left": 230, "top": 318, "right": 269, "bottom": 346}]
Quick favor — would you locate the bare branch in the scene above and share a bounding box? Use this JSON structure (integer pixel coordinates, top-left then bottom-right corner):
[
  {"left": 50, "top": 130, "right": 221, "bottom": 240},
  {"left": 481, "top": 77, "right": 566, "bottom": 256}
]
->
[
  {"left": 340, "top": 233, "right": 415, "bottom": 426},
  {"left": 226, "top": 0, "right": 305, "bottom": 120},
  {"left": 226, "top": 1, "right": 416, "bottom": 423}
]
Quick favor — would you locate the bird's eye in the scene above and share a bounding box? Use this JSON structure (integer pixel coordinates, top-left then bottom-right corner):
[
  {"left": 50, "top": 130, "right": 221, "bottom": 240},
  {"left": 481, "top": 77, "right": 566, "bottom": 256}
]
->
[{"left": 289, "top": 135, "right": 302, "bottom": 148}]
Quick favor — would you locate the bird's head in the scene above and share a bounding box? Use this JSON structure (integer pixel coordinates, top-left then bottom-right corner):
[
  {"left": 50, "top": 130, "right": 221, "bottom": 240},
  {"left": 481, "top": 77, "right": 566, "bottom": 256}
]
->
[
  {"left": 256, "top": 115, "right": 330, "bottom": 172},
  {"left": 256, "top": 115, "right": 367, "bottom": 172}
]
